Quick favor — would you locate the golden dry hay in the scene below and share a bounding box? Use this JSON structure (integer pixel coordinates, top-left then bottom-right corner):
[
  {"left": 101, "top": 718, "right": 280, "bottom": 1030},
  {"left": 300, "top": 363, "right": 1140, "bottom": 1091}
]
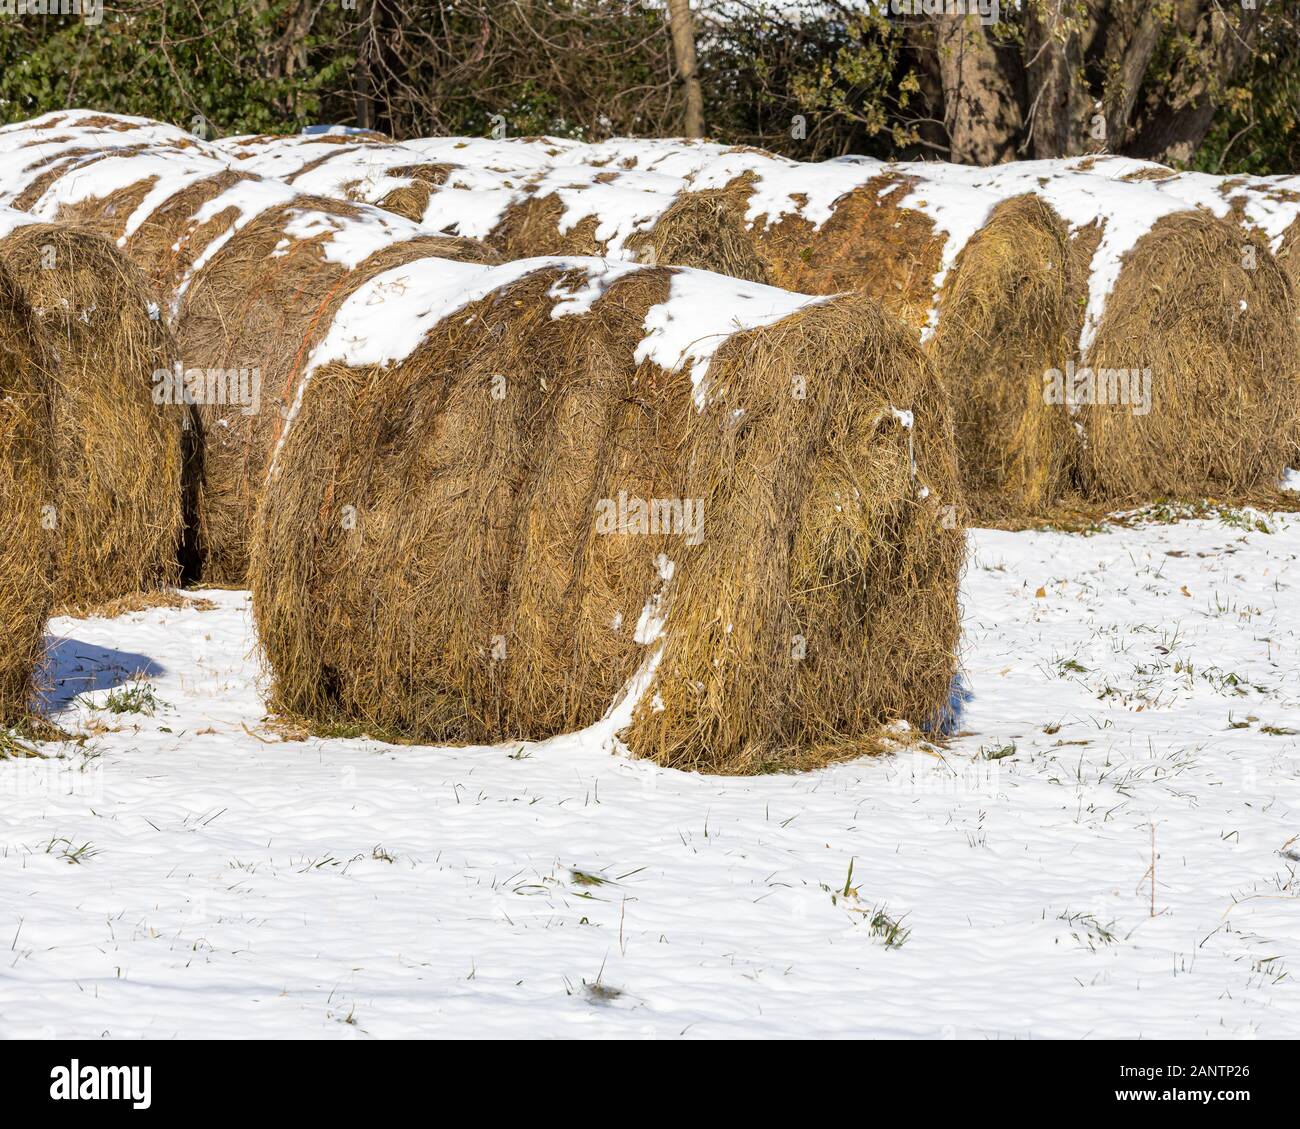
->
[
  {"left": 0, "top": 223, "right": 186, "bottom": 608},
  {"left": 930, "top": 194, "right": 1090, "bottom": 518},
  {"left": 1080, "top": 212, "right": 1300, "bottom": 501},
  {"left": 741, "top": 170, "right": 945, "bottom": 327},
  {"left": 250, "top": 263, "right": 965, "bottom": 773},
  {"left": 0, "top": 260, "right": 55, "bottom": 722},
  {"left": 170, "top": 195, "right": 497, "bottom": 582}
]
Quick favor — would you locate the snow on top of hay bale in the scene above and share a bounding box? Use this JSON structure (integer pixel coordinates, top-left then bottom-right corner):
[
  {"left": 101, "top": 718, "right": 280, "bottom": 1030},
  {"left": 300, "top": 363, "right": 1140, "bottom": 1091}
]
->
[
  {"left": 0, "top": 146, "right": 230, "bottom": 240},
  {"left": 404, "top": 134, "right": 590, "bottom": 171},
  {"left": 417, "top": 165, "right": 537, "bottom": 238},
  {"left": 0, "top": 108, "right": 220, "bottom": 156},
  {"left": 216, "top": 134, "right": 388, "bottom": 180},
  {"left": 0, "top": 205, "right": 40, "bottom": 240},
  {"left": 219, "top": 130, "right": 387, "bottom": 158},
  {"left": 215, "top": 133, "right": 455, "bottom": 214},
  {"left": 221, "top": 133, "right": 691, "bottom": 258},
  {"left": 896, "top": 160, "right": 1265, "bottom": 350},
  {"left": 280, "top": 255, "right": 829, "bottom": 451},
  {"left": 653, "top": 149, "right": 1241, "bottom": 351},
  {"left": 391, "top": 161, "right": 685, "bottom": 253},
  {"left": 516, "top": 164, "right": 685, "bottom": 257},
  {"left": 1065, "top": 155, "right": 1300, "bottom": 263},
  {"left": 582, "top": 137, "right": 766, "bottom": 176},
  {"left": 304, "top": 255, "right": 825, "bottom": 382}
]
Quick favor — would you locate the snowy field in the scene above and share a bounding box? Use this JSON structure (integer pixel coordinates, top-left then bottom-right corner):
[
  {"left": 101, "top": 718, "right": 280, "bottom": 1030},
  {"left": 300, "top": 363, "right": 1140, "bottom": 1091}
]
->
[{"left": 2, "top": 511, "right": 1298, "bottom": 1039}]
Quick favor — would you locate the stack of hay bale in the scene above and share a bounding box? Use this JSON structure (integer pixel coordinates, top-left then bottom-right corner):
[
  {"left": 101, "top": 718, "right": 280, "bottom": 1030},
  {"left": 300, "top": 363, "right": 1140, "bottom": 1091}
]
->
[
  {"left": 369, "top": 135, "right": 1300, "bottom": 521},
  {"left": 0, "top": 112, "right": 968, "bottom": 773},
  {"left": 8, "top": 109, "right": 1293, "bottom": 772}
]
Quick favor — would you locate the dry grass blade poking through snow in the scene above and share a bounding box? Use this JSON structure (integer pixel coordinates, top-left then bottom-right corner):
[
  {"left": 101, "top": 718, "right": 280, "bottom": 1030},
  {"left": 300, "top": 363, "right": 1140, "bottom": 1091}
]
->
[
  {"left": 0, "top": 261, "right": 55, "bottom": 722},
  {"left": 250, "top": 258, "right": 965, "bottom": 773}
]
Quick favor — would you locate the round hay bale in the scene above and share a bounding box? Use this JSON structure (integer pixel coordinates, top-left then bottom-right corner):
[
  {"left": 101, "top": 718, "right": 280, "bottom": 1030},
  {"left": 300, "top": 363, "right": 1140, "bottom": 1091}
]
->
[
  {"left": 1079, "top": 211, "right": 1300, "bottom": 500},
  {"left": 1047, "top": 158, "right": 1300, "bottom": 473},
  {"left": 173, "top": 194, "right": 499, "bottom": 582},
  {"left": 0, "top": 260, "right": 55, "bottom": 722},
  {"left": 0, "top": 220, "right": 186, "bottom": 607},
  {"left": 250, "top": 258, "right": 965, "bottom": 772},
  {"left": 931, "top": 193, "right": 1090, "bottom": 517}
]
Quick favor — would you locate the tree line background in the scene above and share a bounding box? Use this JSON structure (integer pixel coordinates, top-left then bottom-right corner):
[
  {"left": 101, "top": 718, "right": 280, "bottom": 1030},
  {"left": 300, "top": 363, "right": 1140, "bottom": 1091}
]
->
[{"left": 0, "top": 1, "right": 1295, "bottom": 174}]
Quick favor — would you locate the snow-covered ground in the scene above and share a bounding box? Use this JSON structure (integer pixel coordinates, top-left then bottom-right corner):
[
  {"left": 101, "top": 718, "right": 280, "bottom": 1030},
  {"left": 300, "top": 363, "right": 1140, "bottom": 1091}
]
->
[{"left": 2, "top": 512, "right": 1298, "bottom": 1039}]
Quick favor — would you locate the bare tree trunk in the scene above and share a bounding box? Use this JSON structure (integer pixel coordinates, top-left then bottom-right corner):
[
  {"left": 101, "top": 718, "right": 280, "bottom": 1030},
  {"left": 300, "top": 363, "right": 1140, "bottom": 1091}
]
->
[
  {"left": 354, "top": 1, "right": 375, "bottom": 131},
  {"left": 1023, "top": 2, "right": 1099, "bottom": 158},
  {"left": 1128, "top": 3, "right": 1263, "bottom": 164},
  {"left": 1100, "top": 0, "right": 1169, "bottom": 152},
  {"left": 667, "top": 0, "right": 704, "bottom": 138},
  {"left": 933, "top": 14, "right": 1022, "bottom": 164}
]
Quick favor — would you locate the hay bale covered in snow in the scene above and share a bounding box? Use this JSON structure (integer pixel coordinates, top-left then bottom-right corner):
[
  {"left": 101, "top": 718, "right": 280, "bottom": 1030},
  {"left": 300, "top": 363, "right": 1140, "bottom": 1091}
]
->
[
  {"left": 0, "top": 109, "right": 220, "bottom": 154},
  {"left": 1072, "top": 156, "right": 1300, "bottom": 292},
  {"left": 0, "top": 258, "right": 55, "bottom": 721},
  {"left": 0, "top": 211, "right": 186, "bottom": 606},
  {"left": 0, "top": 110, "right": 222, "bottom": 196},
  {"left": 929, "top": 193, "right": 1088, "bottom": 517},
  {"left": 941, "top": 158, "right": 1300, "bottom": 502},
  {"left": 249, "top": 257, "right": 965, "bottom": 773},
  {"left": 1066, "top": 157, "right": 1300, "bottom": 476},
  {"left": 1078, "top": 207, "right": 1298, "bottom": 500}
]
